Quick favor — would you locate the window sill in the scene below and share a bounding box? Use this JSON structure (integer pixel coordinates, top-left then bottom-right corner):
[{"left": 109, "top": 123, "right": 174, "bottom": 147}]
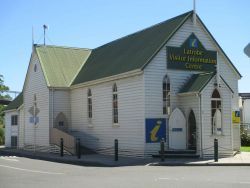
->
[
  {"left": 112, "top": 123, "right": 120, "bottom": 128},
  {"left": 11, "top": 125, "right": 18, "bottom": 126},
  {"left": 210, "top": 134, "right": 225, "bottom": 137},
  {"left": 88, "top": 120, "right": 94, "bottom": 128}
]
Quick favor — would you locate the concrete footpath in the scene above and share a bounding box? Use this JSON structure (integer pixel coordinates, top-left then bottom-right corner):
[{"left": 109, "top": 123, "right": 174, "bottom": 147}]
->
[{"left": 0, "top": 147, "right": 250, "bottom": 167}]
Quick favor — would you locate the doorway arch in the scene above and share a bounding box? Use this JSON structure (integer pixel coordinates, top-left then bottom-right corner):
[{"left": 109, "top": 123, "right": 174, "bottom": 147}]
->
[{"left": 169, "top": 108, "right": 186, "bottom": 149}]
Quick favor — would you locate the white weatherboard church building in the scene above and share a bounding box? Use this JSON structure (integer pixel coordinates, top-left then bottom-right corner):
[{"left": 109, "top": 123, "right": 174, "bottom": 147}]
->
[{"left": 5, "top": 11, "right": 241, "bottom": 158}]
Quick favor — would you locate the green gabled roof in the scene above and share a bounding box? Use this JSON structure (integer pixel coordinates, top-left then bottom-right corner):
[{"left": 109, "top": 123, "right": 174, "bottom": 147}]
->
[
  {"left": 179, "top": 72, "right": 215, "bottom": 94},
  {"left": 35, "top": 45, "right": 91, "bottom": 87},
  {"left": 72, "top": 11, "right": 192, "bottom": 85},
  {"left": 4, "top": 92, "right": 23, "bottom": 111}
]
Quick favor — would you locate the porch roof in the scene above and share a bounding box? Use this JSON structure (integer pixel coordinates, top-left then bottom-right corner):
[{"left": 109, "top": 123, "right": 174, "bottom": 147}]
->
[{"left": 179, "top": 72, "right": 215, "bottom": 94}]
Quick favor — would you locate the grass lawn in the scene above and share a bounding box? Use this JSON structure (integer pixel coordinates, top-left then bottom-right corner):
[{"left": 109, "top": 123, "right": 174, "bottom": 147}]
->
[{"left": 240, "top": 146, "right": 250, "bottom": 152}]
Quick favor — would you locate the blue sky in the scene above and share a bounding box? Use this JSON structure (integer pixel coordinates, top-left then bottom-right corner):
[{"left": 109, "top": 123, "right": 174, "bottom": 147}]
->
[{"left": 1, "top": 0, "right": 250, "bottom": 93}]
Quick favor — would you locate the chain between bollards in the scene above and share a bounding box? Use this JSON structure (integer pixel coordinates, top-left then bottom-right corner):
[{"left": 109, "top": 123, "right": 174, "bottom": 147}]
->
[
  {"left": 114, "top": 139, "right": 118, "bottom": 161},
  {"left": 214, "top": 138, "right": 218, "bottom": 162},
  {"left": 160, "top": 138, "right": 165, "bottom": 162},
  {"left": 60, "top": 138, "right": 64, "bottom": 157}
]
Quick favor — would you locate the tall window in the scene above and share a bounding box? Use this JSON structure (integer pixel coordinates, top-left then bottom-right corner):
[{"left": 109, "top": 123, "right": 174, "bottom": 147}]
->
[
  {"left": 211, "top": 89, "right": 222, "bottom": 135},
  {"left": 11, "top": 115, "right": 18, "bottom": 126},
  {"left": 163, "top": 76, "right": 170, "bottom": 115},
  {"left": 87, "top": 89, "right": 92, "bottom": 119},
  {"left": 113, "top": 83, "right": 118, "bottom": 124}
]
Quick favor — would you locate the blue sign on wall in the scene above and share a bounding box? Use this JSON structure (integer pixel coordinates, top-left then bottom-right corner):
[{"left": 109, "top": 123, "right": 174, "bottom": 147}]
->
[{"left": 145, "top": 118, "right": 166, "bottom": 143}]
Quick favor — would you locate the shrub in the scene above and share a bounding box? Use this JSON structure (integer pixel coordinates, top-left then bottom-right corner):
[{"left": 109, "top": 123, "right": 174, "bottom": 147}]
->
[
  {"left": 0, "top": 127, "right": 4, "bottom": 145},
  {"left": 241, "top": 125, "right": 250, "bottom": 146}
]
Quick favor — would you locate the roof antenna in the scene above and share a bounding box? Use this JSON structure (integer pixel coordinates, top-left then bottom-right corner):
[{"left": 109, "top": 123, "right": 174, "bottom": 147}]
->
[
  {"left": 43, "top": 24, "right": 48, "bottom": 45},
  {"left": 193, "top": 0, "right": 197, "bottom": 25},
  {"left": 32, "top": 26, "right": 34, "bottom": 50}
]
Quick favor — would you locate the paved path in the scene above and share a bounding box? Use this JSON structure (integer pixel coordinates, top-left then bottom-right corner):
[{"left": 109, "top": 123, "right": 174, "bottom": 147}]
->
[
  {"left": 1, "top": 148, "right": 250, "bottom": 166},
  {"left": 1, "top": 156, "right": 250, "bottom": 188}
]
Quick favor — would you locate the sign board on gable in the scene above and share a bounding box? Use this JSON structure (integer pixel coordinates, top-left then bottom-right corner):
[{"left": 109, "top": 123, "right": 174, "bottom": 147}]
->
[
  {"left": 145, "top": 118, "right": 166, "bottom": 143},
  {"left": 167, "top": 33, "right": 217, "bottom": 72}
]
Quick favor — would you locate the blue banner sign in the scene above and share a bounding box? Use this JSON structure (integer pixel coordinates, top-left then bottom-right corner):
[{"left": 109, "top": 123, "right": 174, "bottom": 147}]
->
[{"left": 146, "top": 118, "right": 166, "bottom": 143}]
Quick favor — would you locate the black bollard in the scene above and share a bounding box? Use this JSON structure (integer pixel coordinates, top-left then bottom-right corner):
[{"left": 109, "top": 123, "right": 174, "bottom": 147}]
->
[
  {"left": 160, "top": 138, "right": 165, "bottom": 162},
  {"left": 60, "top": 138, "right": 64, "bottom": 157},
  {"left": 214, "top": 138, "right": 218, "bottom": 162},
  {"left": 114, "top": 139, "right": 118, "bottom": 161},
  {"left": 76, "top": 138, "right": 81, "bottom": 159}
]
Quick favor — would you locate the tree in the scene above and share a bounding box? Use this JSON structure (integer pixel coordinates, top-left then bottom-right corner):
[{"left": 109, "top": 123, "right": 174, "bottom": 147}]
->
[
  {"left": 0, "top": 75, "right": 10, "bottom": 99},
  {"left": 0, "top": 74, "right": 11, "bottom": 144}
]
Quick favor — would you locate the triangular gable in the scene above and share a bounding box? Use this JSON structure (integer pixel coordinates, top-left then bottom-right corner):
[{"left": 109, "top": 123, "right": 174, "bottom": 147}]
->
[{"left": 167, "top": 33, "right": 217, "bottom": 72}]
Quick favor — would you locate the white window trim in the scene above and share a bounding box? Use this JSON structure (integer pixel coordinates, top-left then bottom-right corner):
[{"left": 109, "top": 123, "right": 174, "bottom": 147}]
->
[
  {"left": 112, "top": 83, "right": 119, "bottom": 126},
  {"left": 87, "top": 89, "right": 93, "bottom": 122},
  {"left": 211, "top": 91, "right": 223, "bottom": 136}
]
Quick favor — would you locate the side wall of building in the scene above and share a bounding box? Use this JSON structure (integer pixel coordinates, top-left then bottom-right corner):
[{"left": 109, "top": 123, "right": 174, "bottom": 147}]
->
[
  {"left": 23, "top": 52, "right": 50, "bottom": 147},
  {"left": 4, "top": 111, "right": 19, "bottom": 147},
  {"left": 70, "top": 75, "right": 145, "bottom": 156}
]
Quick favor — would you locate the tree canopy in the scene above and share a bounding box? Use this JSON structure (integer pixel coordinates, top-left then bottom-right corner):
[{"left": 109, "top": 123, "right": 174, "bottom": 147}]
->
[{"left": 0, "top": 74, "right": 11, "bottom": 126}]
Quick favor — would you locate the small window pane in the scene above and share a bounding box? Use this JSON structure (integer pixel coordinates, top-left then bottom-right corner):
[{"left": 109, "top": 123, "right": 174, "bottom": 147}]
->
[{"left": 212, "top": 89, "right": 220, "bottom": 98}]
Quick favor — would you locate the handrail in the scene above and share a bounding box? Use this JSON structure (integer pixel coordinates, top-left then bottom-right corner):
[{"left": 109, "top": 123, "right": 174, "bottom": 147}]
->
[{"left": 50, "top": 128, "right": 76, "bottom": 154}]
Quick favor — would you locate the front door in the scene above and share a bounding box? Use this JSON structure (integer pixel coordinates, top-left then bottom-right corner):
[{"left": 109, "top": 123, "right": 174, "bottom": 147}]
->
[
  {"left": 169, "top": 108, "right": 186, "bottom": 149},
  {"left": 188, "top": 110, "right": 196, "bottom": 150}
]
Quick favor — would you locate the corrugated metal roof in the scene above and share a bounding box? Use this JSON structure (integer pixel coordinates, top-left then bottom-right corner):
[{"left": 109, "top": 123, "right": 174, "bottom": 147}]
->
[
  {"left": 72, "top": 11, "right": 192, "bottom": 85},
  {"left": 179, "top": 72, "right": 215, "bottom": 94},
  {"left": 35, "top": 45, "right": 91, "bottom": 87},
  {"left": 4, "top": 92, "right": 23, "bottom": 111}
]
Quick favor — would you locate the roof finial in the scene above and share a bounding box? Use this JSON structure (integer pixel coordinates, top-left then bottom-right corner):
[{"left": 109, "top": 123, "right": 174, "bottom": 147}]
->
[
  {"left": 193, "top": 0, "right": 197, "bottom": 25},
  {"left": 43, "top": 24, "right": 48, "bottom": 45}
]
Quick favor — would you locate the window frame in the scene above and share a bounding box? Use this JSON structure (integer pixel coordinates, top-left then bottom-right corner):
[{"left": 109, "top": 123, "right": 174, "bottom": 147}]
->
[
  {"left": 112, "top": 83, "right": 119, "bottom": 125},
  {"left": 11, "top": 115, "right": 18, "bottom": 126},
  {"left": 163, "top": 75, "right": 171, "bottom": 116},
  {"left": 87, "top": 89, "right": 93, "bottom": 121},
  {"left": 211, "top": 89, "right": 222, "bottom": 135}
]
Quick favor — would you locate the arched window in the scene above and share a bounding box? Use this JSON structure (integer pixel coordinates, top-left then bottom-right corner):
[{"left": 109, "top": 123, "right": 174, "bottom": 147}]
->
[
  {"left": 211, "top": 89, "right": 222, "bottom": 135},
  {"left": 113, "top": 83, "right": 118, "bottom": 124},
  {"left": 87, "top": 89, "right": 92, "bottom": 119},
  {"left": 163, "top": 75, "right": 170, "bottom": 115}
]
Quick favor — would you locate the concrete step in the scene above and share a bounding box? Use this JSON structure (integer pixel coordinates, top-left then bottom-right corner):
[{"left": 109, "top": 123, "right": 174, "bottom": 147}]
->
[
  {"left": 161, "top": 149, "right": 197, "bottom": 154},
  {"left": 152, "top": 153, "right": 200, "bottom": 158}
]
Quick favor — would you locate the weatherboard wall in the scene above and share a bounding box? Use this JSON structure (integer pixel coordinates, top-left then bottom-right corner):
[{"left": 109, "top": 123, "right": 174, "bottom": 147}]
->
[
  {"left": 201, "top": 77, "right": 233, "bottom": 157},
  {"left": 52, "top": 90, "right": 71, "bottom": 129},
  {"left": 23, "top": 53, "right": 50, "bottom": 147},
  {"left": 143, "top": 17, "right": 238, "bottom": 155},
  {"left": 70, "top": 75, "right": 145, "bottom": 156},
  {"left": 4, "top": 111, "right": 19, "bottom": 147}
]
